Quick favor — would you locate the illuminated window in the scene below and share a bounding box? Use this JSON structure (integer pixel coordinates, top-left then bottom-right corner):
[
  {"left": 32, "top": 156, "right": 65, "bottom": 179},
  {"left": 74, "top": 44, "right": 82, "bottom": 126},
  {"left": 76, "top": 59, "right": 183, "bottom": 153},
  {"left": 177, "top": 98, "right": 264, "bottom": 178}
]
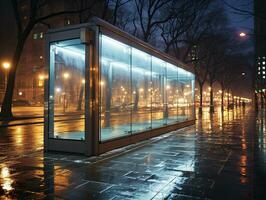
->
[
  {"left": 33, "top": 32, "right": 43, "bottom": 39},
  {"left": 263, "top": 76, "right": 265, "bottom": 79},
  {"left": 263, "top": 61, "right": 265, "bottom": 65},
  {"left": 33, "top": 33, "right": 38, "bottom": 39},
  {"left": 38, "top": 80, "right": 44, "bottom": 87},
  {"left": 66, "top": 19, "right": 71, "bottom": 25}
]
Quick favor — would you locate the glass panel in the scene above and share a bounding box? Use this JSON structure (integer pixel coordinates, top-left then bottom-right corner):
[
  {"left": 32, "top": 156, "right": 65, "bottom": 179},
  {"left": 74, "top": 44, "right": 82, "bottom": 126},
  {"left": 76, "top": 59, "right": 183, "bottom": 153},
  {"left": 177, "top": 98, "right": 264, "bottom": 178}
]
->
[
  {"left": 152, "top": 57, "right": 167, "bottom": 128},
  {"left": 100, "top": 35, "right": 131, "bottom": 141},
  {"left": 131, "top": 48, "right": 152, "bottom": 133},
  {"left": 177, "top": 68, "right": 189, "bottom": 122},
  {"left": 166, "top": 63, "right": 179, "bottom": 124},
  {"left": 49, "top": 39, "right": 85, "bottom": 140},
  {"left": 186, "top": 72, "right": 195, "bottom": 119},
  {"left": 99, "top": 34, "right": 195, "bottom": 141}
]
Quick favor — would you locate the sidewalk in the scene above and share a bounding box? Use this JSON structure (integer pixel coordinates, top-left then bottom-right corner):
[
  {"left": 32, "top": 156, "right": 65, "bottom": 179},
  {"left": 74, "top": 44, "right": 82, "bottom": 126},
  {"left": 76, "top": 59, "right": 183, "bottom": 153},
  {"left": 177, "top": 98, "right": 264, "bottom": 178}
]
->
[{"left": 1, "top": 107, "right": 264, "bottom": 199}]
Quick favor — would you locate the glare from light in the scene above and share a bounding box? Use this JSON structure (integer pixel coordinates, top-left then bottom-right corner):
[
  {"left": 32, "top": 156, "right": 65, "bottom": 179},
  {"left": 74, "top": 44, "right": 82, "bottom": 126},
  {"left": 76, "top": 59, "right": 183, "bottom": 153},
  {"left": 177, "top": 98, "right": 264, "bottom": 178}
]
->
[
  {"left": 56, "top": 87, "right": 61, "bottom": 93},
  {"left": 63, "top": 72, "right": 70, "bottom": 79},
  {"left": 239, "top": 32, "right": 246, "bottom": 37},
  {"left": 2, "top": 62, "right": 10, "bottom": 69},
  {"left": 39, "top": 74, "right": 45, "bottom": 80}
]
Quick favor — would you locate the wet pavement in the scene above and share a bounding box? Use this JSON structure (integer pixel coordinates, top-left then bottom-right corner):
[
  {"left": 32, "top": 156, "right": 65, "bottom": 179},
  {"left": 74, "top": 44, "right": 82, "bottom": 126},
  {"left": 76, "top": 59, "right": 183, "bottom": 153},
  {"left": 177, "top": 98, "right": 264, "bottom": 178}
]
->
[{"left": 0, "top": 106, "right": 266, "bottom": 199}]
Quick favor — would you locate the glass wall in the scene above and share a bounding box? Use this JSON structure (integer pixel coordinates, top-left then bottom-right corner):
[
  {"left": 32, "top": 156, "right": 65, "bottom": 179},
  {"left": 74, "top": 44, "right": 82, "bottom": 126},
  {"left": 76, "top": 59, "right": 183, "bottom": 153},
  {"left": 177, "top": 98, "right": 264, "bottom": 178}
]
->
[
  {"left": 100, "top": 34, "right": 195, "bottom": 141},
  {"left": 100, "top": 35, "right": 131, "bottom": 141},
  {"left": 151, "top": 57, "right": 166, "bottom": 128},
  {"left": 131, "top": 48, "right": 152, "bottom": 133},
  {"left": 49, "top": 39, "right": 85, "bottom": 140}
]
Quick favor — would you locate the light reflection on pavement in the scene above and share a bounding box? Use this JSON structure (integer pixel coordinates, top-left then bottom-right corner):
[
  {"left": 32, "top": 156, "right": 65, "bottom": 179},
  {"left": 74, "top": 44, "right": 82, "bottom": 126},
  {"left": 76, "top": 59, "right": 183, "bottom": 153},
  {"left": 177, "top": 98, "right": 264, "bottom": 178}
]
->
[{"left": 0, "top": 106, "right": 265, "bottom": 199}]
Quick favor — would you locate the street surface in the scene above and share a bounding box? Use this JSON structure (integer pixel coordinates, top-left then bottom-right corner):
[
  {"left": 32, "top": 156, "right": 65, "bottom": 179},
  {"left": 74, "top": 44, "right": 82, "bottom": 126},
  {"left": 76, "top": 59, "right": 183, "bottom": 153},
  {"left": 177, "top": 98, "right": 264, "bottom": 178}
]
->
[{"left": 0, "top": 106, "right": 265, "bottom": 199}]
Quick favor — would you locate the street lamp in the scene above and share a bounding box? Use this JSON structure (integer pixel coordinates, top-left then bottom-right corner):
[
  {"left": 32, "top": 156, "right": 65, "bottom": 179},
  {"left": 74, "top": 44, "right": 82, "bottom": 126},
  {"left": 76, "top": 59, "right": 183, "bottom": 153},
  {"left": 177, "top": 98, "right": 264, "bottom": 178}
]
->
[
  {"left": 39, "top": 74, "right": 45, "bottom": 80},
  {"left": 63, "top": 72, "right": 70, "bottom": 80},
  {"left": 239, "top": 32, "right": 247, "bottom": 37},
  {"left": 2, "top": 62, "right": 10, "bottom": 90}
]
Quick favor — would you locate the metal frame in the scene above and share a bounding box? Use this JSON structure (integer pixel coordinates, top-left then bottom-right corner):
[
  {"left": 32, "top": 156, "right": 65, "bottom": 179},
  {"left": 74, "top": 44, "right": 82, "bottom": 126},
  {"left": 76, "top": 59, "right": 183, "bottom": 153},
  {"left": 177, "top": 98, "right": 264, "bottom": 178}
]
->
[
  {"left": 44, "top": 26, "right": 95, "bottom": 155},
  {"left": 44, "top": 17, "right": 196, "bottom": 156}
]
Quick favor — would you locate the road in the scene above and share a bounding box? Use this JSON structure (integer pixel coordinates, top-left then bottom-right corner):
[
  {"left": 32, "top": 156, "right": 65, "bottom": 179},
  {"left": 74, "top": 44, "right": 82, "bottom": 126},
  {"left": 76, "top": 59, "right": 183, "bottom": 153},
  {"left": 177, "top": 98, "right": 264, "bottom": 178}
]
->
[{"left": 0, "top": 106, "right": 265, "bottom": 199}]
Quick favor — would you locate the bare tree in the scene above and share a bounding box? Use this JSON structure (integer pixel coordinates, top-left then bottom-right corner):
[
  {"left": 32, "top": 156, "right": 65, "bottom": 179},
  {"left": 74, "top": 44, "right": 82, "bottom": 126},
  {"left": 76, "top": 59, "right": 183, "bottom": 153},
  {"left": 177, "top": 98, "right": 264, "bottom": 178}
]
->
[
  {"left": 102, "top": 0, "right": 131, "bottom": 27},
  {"left": 217, "top": 54, "right": 248, "bottom": 111},
  {"left": 179, "top": 5, "right": 227, "bottom": 114},
  {"left": 133, "top": 0, "right": 175, "bottom": 42},
  {"left": 159, "top": 0, "right": 210, "bottom": 54},
  {"left": 0, "top": 0, "right": 99, "bottom": 118}
]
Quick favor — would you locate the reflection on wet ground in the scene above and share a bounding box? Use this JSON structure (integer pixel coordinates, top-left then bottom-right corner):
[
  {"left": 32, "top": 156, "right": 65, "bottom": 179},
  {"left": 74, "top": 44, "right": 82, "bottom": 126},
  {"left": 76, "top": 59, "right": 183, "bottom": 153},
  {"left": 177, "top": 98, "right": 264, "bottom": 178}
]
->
[{"left": 0, "top": 106, "right": 266, "bottom": 199}]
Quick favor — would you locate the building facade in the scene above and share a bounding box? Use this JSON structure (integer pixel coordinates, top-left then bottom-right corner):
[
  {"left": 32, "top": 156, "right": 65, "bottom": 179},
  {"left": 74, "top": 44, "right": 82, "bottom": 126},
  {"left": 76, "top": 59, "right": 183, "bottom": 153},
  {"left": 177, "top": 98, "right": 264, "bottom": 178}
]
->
[
  {"left": 0, "top": 1, "right": 81, "bottom": 104},
  {"left": 254, "top": 0, "right": 266, "bottom": 92}
]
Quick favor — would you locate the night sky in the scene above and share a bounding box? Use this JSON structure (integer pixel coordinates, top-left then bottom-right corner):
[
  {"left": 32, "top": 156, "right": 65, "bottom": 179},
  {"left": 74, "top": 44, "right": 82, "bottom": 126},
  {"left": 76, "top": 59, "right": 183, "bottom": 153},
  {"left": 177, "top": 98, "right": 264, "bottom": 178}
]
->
[
  {"left": 224, "top": 0, "right": 254, "bottom": 32},
  {"left": 0, "top": 0, "right": 255, "bottom": 62}
]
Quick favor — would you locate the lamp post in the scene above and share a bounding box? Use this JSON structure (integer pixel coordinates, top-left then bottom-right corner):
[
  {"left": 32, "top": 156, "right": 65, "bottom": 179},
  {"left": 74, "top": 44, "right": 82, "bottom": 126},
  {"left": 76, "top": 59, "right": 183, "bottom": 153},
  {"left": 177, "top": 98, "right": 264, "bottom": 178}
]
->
[
  {"left": 62, "top": 72, "right": 70, "bottom": 113},
  {"left": 2, "top": 62, "right": 10, "bottom": 91}
]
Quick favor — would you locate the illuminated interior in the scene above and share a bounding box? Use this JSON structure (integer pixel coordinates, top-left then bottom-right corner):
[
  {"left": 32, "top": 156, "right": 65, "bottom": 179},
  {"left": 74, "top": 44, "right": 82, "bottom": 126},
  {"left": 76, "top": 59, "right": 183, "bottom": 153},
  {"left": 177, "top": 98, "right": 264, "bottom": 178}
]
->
[
  {"left": 100, "top": 35, "right": 195, "bottom": 141},
  {"left": 47, "top": 34, "right": 194, "bottom": 142},
  {"left": 49, "top": 39, "right": 85, "bottom": 140}
]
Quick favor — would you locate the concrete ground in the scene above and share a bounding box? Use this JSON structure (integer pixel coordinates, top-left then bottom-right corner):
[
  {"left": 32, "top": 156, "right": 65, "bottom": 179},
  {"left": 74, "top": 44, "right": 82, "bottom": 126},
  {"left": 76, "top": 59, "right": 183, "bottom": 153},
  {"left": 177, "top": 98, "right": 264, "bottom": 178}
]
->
[{"left": 0, "top": 106, "right": 265, "bottom": 199}]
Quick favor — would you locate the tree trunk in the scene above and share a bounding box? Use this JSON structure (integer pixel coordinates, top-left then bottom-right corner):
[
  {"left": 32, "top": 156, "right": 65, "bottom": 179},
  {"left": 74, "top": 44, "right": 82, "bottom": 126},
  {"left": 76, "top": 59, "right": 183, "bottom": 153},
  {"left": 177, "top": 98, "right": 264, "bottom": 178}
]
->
[
  {"left": 76, "top": 84, "right": 84, "bottom": 111},
  {"left": 254, "top": 92, "right": 258, "bottom": 112},
  {"left": 221, "top": 87, "right": 224, "bottom": 112},
  {"left": 209, "top": 84, "right": 214, "bottom": 113},
  {"left": 0, "top": 34, "right": 26, "bottom": 119},
  {"left": 105, "top": 65, "right": 112, "bottom": 127},
  {"left": 261, "top": 92, "right": 264, "bottom": 109},
  {"left": 227, "top": 89, "right": 230, "bottom": 110},
  {"left": 199, "top": 84, "right": 203, "bottom": 115}
]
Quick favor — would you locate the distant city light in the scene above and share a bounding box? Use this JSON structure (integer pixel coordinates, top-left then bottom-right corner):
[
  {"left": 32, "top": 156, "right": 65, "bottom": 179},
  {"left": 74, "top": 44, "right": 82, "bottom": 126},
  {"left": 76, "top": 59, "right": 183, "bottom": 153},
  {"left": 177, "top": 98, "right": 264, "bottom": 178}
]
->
[
  {"left": 242, "top": 72, "right": 245, "bottom": 76},
  {"left": 56, "top": 87, "right": 61, "bottom": 93}
]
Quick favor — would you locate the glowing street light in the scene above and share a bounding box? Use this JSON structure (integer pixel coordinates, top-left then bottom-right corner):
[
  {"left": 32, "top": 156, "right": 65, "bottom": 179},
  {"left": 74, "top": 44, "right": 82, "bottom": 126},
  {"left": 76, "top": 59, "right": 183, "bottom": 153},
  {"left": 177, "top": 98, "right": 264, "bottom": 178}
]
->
[
  {"left": 239, "top": 32, "right": 246, "bottom": 37},
  {"left": 63, "top": 72, "right": 70, "bottom": 79},
  {"left": 100, "top": 81, "right": 105, "bottom": 86},
  {"left": 39, "top": 74, "right": 45, "bottom": 80},
  {"left": 2, "top": 62, "right": 10, "bottom": 69},
  {"left": 2, "top": 62, "right": 11, "bottom": 90},
  {"left": 56, "top": 87, "right": 61, "bottom": 93},
  {"left": 242, "top": 72, "right": 245, "bottom": 76}
]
